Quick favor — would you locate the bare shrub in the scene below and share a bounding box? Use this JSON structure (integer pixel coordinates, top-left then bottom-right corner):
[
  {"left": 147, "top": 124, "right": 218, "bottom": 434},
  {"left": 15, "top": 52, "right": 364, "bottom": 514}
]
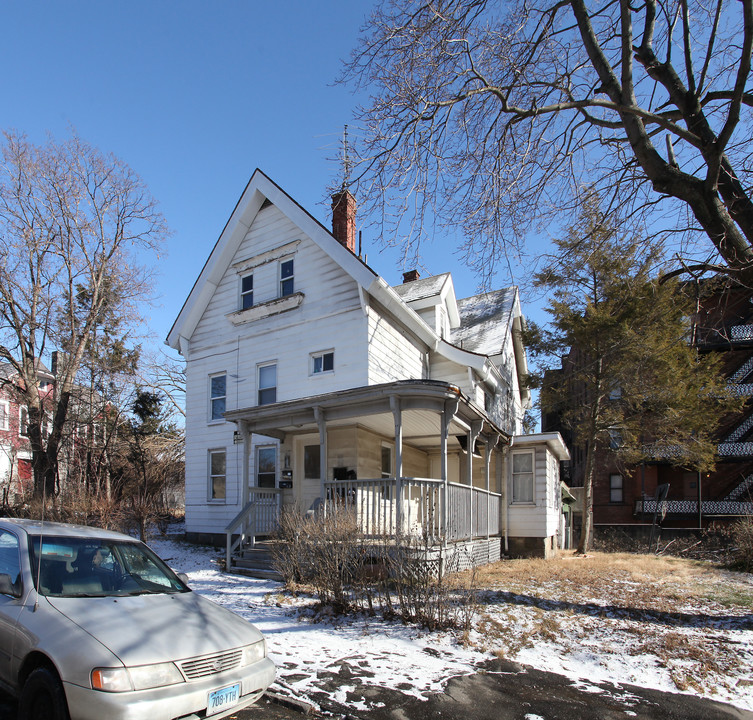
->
[
  {"left": 731, "top": 516, "right": 753, "bottom": 572},
  {"left": 272, "top": 507, "right": 480, "bottom": 630},
  {"left": 272, "top": 505, "right": 362, "bottom": 611}
]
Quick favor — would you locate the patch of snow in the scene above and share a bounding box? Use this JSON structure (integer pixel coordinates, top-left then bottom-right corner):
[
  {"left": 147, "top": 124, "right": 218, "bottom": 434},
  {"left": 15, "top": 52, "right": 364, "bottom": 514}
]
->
[{"left": 149, "top": 537, "right": 753, "bottom": 714}]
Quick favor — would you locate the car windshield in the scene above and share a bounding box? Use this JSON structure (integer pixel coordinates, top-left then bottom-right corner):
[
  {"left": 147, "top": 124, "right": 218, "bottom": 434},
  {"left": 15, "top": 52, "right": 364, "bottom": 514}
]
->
[{"left": 28, "top": 535, "right": 188, "bottom": 598}]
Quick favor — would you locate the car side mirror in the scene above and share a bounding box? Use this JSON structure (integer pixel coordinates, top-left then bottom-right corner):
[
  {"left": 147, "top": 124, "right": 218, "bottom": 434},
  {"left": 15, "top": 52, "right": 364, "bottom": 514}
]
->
[
  {"left": 0, "top": 573, "right": 21, "bottom": 598},
  {"left": 177, "top": 572, "right": 190, "bottom": 586}
]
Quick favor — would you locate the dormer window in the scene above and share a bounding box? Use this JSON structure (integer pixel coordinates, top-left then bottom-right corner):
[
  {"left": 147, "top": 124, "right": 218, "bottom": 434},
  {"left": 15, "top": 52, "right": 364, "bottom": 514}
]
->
[
  {"left": 241, "top": 274, "right": 254, "bottom": 309},
  {"left": 280, "top": 259, "right": 294, "bottom": 297}
]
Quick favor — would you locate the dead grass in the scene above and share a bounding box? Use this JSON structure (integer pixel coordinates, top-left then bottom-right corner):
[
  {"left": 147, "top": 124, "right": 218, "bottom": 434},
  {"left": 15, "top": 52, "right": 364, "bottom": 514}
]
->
[
  {"left": 450, "top": 550, "right": 752, "bottom": 698},
  {"left": 456, "top": 550, "right": 749, "bottom": 614}
]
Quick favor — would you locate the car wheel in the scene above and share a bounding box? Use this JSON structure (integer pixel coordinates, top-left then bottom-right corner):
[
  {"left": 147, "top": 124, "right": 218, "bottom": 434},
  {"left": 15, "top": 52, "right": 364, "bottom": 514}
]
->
[{"left": 18, "top": 667, "right": 70, "bottom": 720}]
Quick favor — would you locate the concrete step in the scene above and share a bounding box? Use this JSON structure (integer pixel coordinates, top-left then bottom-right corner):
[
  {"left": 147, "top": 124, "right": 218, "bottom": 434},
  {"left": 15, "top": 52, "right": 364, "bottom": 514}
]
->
[
  {"left": 230, "top": 541, "right": 284, "bottom": 581},
  {"left": 228, "top": 565, "right": 283, "bottom": 581}
]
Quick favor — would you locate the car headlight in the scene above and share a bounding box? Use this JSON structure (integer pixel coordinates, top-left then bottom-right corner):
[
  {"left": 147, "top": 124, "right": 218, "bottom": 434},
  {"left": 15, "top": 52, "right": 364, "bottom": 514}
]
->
[
  {"left": 241, "top": 640, "right": 266, "bottom": 666},
  {"left": 92, "top": 662, "right": 184, "bottom": 692}
]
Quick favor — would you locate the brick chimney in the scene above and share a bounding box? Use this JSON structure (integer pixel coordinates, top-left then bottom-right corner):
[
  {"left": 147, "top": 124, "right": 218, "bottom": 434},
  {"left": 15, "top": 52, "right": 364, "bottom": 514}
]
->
[
  {"left": 402, "top": 270, "right": 420, "bottom": 283},
  {"left": 331, "top": 188, "right": 357, "bottom": 253}
]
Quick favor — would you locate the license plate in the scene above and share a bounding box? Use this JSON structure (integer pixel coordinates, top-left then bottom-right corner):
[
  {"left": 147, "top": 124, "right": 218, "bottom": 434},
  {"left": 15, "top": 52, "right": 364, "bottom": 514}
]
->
[{"left": 207, "top": 683, "right": 240, "bottom": 716}]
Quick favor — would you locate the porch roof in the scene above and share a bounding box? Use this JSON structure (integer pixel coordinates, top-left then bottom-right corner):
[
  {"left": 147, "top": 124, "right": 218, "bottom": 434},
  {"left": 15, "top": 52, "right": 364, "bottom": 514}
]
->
[{"left": 223, "top": 379, "right": 510, "bottom": 452}]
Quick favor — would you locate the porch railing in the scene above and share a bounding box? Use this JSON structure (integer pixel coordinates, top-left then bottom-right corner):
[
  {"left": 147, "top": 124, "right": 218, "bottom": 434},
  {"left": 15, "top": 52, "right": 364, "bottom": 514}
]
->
[
  {"left": 225, "top": 488, "right": 281, "bottom": 569},
  {"left": 324, "top": 477, "right": 501, "bottom": 544}
]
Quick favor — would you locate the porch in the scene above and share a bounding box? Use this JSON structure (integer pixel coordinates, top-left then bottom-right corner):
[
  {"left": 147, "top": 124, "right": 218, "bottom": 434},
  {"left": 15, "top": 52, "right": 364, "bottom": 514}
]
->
[
  {"left": 225, "top": 475, "right": 502, "bottom": 570},
  {"left": 223, "top": 380, "right": 510, "bottom": 572}
]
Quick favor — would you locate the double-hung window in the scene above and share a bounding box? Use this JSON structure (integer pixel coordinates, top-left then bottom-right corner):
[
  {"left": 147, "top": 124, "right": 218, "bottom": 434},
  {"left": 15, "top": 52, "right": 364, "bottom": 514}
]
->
[
  {"left": 209, "top": 374, "right": 226, "bottom": 421},
  {"left": 258, "top": 363, "right": 277, "bottom": 405},
  {"left": 512, "top": 451, "right": 534, "bottom": 503},
  {"left": 610, "top": 474, "right": 623, "bottom": 503},
  {"left": 241, "top": 274, "right": 254, "bottom": 309},
  {"left": 279, "top": 259, "right": 294, "bottom": 297},
  {"left": 311, "top": 350, "right": 334, "bottom": 375},
  {"left": 208, "top": 449, "right": 226, "bottom": 501},
  {"left": 0, "top": 401, "right": 8, "bottom": 431}
]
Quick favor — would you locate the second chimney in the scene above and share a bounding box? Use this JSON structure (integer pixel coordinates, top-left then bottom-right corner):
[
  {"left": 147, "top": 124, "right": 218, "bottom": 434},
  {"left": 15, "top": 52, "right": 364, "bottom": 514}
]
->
[
  {"left": 331, "top": 189, "right": 357, "bottom": 253},
  {"left": 402, "top": 270, "right": 420, "bottom": 283}
]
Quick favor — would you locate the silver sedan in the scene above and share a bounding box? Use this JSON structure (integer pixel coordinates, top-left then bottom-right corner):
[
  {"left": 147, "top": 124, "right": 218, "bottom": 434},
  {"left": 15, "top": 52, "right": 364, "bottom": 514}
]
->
[{"left": 0, "top": 518, "right": 275, "bottom": 720}]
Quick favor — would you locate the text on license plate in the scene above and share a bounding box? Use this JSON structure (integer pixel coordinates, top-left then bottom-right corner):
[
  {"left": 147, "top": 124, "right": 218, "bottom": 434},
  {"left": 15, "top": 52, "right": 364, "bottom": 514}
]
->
[{"left": 207, "top": 683, "right": 240, "bottom": 715}]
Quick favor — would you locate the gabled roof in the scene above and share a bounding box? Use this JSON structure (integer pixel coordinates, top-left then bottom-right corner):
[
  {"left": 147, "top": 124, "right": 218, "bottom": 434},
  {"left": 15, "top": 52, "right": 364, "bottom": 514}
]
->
[
  {"left": 393, "top": 272, "right": 461, "bottom": 328},
  {"left": 394, "top": 273, "right": 449, "bottom": 303},
  {"left": 166, "top": 171, "right": 527, "bottom": 404},
  {"left": 454, "top": 288, "right": 518, "bottom": 356},
  {"left": 166, "top": 169, "right": 378, "bottom": 352}
]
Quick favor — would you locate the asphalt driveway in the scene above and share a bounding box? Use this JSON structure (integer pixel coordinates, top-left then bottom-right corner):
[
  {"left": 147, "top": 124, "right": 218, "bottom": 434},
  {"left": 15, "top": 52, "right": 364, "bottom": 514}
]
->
[{"left": 1, "top": 660, "right": 750, "bottom": 720}]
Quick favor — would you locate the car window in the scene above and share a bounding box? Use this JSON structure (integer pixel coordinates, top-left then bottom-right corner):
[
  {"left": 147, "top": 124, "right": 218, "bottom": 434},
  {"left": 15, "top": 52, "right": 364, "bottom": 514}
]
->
[
  {"left": 29, "top": 536, "right": 188, "bottom": 598},
  {"left": 0, "top": 531, "right": 22, "bottom": 596}
]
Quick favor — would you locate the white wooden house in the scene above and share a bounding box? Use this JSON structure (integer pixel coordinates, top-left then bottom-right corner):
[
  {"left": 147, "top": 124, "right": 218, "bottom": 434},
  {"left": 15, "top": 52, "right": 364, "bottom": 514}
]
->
[{"left": 167, "top": 170, "right": 569, "bottom": 568}]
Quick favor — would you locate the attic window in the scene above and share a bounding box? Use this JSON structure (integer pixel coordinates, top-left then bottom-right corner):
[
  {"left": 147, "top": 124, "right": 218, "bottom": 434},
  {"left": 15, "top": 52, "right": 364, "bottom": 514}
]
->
[
  {"left": 280, "top": 259, "right": 294, "bottom": 297},
  {"left": 241, "top": 274, "right": 254, "bottom": 309}
]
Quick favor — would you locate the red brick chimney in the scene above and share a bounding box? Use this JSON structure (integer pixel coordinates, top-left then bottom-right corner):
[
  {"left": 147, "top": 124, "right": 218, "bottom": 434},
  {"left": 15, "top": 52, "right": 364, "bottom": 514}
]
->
[
  {"left": 402, "top": 270, "right": 420, "bottom": 283},
  {"left": 331, "top": 189, "right": 357, "bottom": 253}
]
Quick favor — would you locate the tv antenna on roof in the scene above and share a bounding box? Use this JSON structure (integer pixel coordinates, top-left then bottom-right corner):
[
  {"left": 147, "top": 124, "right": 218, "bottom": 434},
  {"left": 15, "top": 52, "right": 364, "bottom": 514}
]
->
[{"left": 341, "top": 124, "right": 352, "bottom": 190}]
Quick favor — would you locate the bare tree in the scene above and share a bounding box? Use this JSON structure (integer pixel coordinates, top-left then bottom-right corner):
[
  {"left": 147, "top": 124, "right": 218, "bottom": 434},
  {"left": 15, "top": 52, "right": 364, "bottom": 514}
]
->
[
  {"left": 344, "top": 0, "right": 753, "bottom": 282},
  {"left": 0, "top": 130, "right": 167, "bottom": 499}
]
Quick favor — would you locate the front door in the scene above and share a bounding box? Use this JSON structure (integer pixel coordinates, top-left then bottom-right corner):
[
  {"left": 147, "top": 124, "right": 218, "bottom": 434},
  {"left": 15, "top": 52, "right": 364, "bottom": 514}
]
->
[
  {"left": 294, "top": 434, "right": 322, "bottom": 514},
  {"left": 253, "top": 446, "right": 278, "bottom": 535}
]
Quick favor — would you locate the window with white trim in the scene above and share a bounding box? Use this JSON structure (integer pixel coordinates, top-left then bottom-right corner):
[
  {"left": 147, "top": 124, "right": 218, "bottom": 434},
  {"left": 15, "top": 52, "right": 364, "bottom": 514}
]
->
[
  {"left": 610, "top": 474, "right": 623, "bottom": 503},
  {"left": 311, "top": 350, "right": 334, "bottom": 375},
  {"left": 208, "top": 449, "right": 226, "bottom": 501},
  {"left": 512, "top": 451, "right": 534, "bottom": 503},
  {"left": 19, "top": 407, "right": 29, "bottom": 437},
  {"left": 209, "top": 374, "right": 226, "bottom": 421},
  {"left": 256, "top": 446, "right": 277, "bottom": 489},
  {"left": 279, "top": 258, "right": 294, "bottom": 297},
  {"left": 0, "top": 401, "right": 8, "bottom": 431},
  {"left": 241, "top": 274, "right": 254, "bottom": 309},
  {"left": 258, "top": 363, "right": 277, "bottom": 405}
]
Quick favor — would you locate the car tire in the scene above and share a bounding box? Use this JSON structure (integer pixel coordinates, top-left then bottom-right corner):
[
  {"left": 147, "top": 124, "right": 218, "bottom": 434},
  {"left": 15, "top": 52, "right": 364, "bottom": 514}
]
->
[{"left": 17, "top": 667, "right": 70, "bottom": 720}]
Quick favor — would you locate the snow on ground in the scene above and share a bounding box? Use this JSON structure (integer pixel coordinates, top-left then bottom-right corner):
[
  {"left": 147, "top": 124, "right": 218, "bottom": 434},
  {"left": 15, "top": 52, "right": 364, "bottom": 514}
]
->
[{"left": 150, "top": 536, "right": 753, "bottom": 714}]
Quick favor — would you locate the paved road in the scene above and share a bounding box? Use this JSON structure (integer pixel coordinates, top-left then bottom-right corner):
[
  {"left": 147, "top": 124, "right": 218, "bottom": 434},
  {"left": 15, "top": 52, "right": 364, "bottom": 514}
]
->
[{"left": 1, "top": 661, "right": 750, "bottom": 720}]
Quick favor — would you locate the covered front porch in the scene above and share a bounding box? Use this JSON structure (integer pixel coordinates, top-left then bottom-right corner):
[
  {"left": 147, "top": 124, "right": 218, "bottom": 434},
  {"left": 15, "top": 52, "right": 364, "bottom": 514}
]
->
[{"left": 223, "top": 380, "right": 510, "bottom": 570}]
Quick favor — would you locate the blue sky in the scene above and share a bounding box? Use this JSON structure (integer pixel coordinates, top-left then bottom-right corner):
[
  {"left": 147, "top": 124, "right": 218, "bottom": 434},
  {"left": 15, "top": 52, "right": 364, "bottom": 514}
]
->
[{"left": 1, "top": 1, "right": 531, "bottom": 353}]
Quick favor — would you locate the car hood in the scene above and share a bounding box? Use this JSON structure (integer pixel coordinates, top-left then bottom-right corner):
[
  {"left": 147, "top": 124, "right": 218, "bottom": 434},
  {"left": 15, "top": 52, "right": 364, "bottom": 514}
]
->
[{"left": 47, "top": 591, "right": 263, "bottom": 666}]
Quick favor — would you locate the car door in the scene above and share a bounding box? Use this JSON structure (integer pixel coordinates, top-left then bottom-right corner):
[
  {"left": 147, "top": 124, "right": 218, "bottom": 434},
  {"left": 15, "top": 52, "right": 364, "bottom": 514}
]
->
[{"left": 0, "top": 529, "right": 24, "bottom": 690}]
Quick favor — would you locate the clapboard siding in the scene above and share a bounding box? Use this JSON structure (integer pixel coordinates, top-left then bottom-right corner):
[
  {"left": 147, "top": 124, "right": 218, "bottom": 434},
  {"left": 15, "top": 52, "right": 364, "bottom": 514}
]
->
[
  {"left": 183, "top": 203, "right": 372, "bottom": 533},
  {"left": 429, "top": 355, "right": 472, "bottom": 395},
  {"left": 506, "top": 446, "right": 561, "bottom": 538},
  {"left": 366, "top": 306, "right": 426, "bottom": 384}
]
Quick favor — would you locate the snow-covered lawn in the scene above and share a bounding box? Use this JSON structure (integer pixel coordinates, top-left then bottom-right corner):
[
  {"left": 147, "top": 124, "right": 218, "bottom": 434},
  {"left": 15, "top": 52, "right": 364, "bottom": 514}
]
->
[{"left": 150, "top": 537, "right": 753, "bottom": 714}]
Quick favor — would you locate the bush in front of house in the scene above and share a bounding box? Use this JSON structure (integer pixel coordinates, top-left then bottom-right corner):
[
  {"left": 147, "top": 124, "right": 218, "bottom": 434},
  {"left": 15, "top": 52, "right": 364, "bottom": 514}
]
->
[{"left": 271, "top": 505, "right": 478, "bottom": 630}]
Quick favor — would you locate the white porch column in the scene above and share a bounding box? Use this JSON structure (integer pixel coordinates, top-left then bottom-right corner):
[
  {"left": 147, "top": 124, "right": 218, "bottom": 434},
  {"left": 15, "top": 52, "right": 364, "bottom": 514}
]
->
[
  {"left": 314, "top": 406, "right": 327, "bottom": 512},
  {"left": 468, "top": 420, "right": 482, "bottom": 540},
  {"left": 241, "top": 421, "right": 251, "bottom": 507},
  {"left": 441, "top": 398, "right": 458, "bottom": 545},
  {"left": 390, "top": 396, "right": 404, "bottom": 534}
]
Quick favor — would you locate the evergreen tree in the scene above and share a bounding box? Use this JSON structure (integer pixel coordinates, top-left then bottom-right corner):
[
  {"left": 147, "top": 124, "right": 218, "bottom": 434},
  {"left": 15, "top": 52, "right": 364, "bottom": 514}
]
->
[{"left": 530, "top": 193, "right": 741, "bottom": 552}]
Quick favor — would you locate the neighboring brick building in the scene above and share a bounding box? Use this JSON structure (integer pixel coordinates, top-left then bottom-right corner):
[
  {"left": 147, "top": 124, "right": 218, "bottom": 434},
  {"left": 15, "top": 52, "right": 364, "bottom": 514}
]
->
[
  {"left": 0, "top": 361, "right": 55, "bottom": 503},
  {"left": 542, "top": 279, "right": 753, "bottom": 535}
]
